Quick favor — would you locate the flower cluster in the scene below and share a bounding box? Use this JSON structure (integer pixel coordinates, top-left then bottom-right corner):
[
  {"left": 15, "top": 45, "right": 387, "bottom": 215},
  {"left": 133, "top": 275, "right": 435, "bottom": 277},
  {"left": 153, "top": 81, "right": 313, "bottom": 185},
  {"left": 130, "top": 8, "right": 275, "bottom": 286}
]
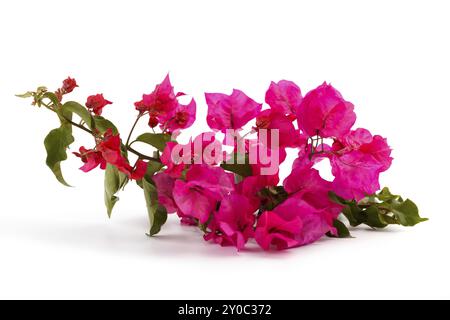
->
[{"left": 17, "top": 75, "right": 427, "bottom": 251}]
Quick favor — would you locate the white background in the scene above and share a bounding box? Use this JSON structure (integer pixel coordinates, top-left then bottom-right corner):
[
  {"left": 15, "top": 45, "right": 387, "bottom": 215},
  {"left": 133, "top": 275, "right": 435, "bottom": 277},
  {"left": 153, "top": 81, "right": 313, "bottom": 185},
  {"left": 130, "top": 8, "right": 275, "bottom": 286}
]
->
[{"left": 0, "top": 0, "right": 449, "bottom": 299}]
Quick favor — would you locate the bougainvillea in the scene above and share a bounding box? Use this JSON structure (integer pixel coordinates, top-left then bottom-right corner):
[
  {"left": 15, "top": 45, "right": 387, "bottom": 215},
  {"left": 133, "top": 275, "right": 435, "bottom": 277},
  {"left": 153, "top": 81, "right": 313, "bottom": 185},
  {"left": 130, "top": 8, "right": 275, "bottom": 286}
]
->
[{"left": 17, "top": 75, "right": 427, "bottom": 251}]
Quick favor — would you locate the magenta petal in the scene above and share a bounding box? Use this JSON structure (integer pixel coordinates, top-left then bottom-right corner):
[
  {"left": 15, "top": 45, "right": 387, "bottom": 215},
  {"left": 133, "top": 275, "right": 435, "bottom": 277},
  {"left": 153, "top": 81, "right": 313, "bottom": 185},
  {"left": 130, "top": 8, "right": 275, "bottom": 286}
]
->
[
  {"left": 172, "top": 180, "right": 216, "bottom": 224},
  {"left": 275, "top": 198, "right": 332, "bottom": 246},
  {"left": 79, "top": 157, "right": 100, "bottom": 172},
  {"left": 331, "top": 151, "right": 384, "bottom": 200},
  {"left": 256, "top": 109, "right": 299, "bottom": 148},
  {"left": 265, "top": 80, "right": 302, "bottom": 116},
  {"left": 296, "top": 82, "right": 356, "bottom": 138},
  {"left": 330, "top": 128, "right": 393, "bottom": 200},
  {"left": 162, "top": 99, "right": 197, "bottom": 132},
  {"left": 160, "top": 142, "right": 185, "bottom": 178},
  {"left": 205, "top": 89, "right": 262, "bottom": 131},
  {"left": 153, "top": 172, "right": 177, "bottom": 213},
  {"left": 130, "top": 160, "right": 148, "bottom": 180},
  {"left": 283, "top": 166, "right": 328, "bottom": 195},
  {"left": 255, "top": 195, "right": 336, "bottom": 251},
  {"left": 255, "top": 211, "right": 303, "bottom": 251},
  {"left": 186, "top": 165, "right": 235, "bottom": 198},
  {"left": 205, "top": 193, "right": 255, "bottom": 250}
]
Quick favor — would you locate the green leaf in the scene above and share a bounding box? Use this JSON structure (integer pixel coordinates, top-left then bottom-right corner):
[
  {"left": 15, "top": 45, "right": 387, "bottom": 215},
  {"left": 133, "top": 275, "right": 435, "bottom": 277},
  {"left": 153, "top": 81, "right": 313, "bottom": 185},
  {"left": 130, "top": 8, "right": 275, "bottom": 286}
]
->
[
  {"left": 146, "top": 160, "right": 164, "bottom": 177},
  {"left": 328, "top": 191, "right": 351, "bottom": 205},
  {"left": 44, "top": 124, "right": 75, "bottom": 186},
  {"left": 220, "top": 163, "right": 253, "bottom": 178},
  {"left": 143, "top": 178, "right": 168, "bottom": 236},
  {"left": 365, "top": 206, "right": 389, "bottom": 228},
  {"left": 391, "top": 199, "right": 428, "bottom": 226},
  {"left": 118, "top": 171, "right": 129, "bottom": 191},
  {"left": 62, "top": 101, "right": 95, "bottom": 129},
  {"left": 104, "top": 165, "right": 128, "bottom": 217},
  {"left": 376, "top": 187, "right": 401, "bottom": 202},
  {"left": 36, "top": 86, "right": 48, "bottom": 93},
  {"left": 326, "top": 218, "right": 352, "bottom": 238},
  {"left": 16, "top": 92, "right": 34, "bottom": 98},
  {"left": 94, "top": 116, "right": 118, "bottom": 135},
  {"left": 42, "top": 92, "right": 61, "bottom": 107},
  {"left": 258, "top": 186, "right": 289, "bottom": 211},
  {"left": 342, "top": 202, "right": 366, "bottom": 227},
  {"left": 221, "top": 152, "right": 253, "bottom": 178},
  {"left": 134, "top": 133, "right": 172, "bottom": 152},
  {"left": 331, "top": 188, "right": 426, "bottom": 231},
  {"left": 104, "top": 165, "right": 119, "bottom": 217},
  {"left": 149, "top": 205, "right": 168, "bottom": 236}
]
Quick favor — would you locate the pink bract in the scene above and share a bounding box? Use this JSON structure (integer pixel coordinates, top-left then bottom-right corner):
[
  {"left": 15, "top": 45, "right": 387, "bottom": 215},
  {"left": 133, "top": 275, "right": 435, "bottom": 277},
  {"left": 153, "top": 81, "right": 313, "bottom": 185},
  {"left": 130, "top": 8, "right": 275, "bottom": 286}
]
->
[
  {"left": 152, "top": 172, "right": 178, "bottom": 213},
  {"left": 296, "top": 82, "right": 356, "bottom": 138},
  {"left": 205, "top": 89, "right": 262, "bottom": 131},
  {"left": 205, "top": 193, "right": 256, "bottom": 250},
  {"left": 85, "top": 94, "right": 112, "bottom": 116},
  {"left": 330, "top": 128, "right": 392, "bottom": 200},
  {"left": 265, "top": 80, "right": 302, "bottom": 117},
  {"left": 255, "top": 196, "right": 337, "bottom": 251},
  {"left": 172, "top": 165, "right": 234, "bottom": 224},
  {"left": 161, "top": 98, "right": 196, "bottom": 132},
  {"left": 256, "top": 109, "right": 302, "bottom": 148}
]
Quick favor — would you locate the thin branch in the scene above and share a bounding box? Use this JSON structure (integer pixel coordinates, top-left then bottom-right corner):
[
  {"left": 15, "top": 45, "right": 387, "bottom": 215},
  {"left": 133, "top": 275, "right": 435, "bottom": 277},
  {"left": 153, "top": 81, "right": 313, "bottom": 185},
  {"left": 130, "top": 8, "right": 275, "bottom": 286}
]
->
[
  {"left": 126, "top": 114, "right": 142, "bottom": 147},
  {"left": 127, "top": 146, "right": 161, "bottom": 163},
  {"left": 65, "top": 116, "right": 93, "bottom": 135}
]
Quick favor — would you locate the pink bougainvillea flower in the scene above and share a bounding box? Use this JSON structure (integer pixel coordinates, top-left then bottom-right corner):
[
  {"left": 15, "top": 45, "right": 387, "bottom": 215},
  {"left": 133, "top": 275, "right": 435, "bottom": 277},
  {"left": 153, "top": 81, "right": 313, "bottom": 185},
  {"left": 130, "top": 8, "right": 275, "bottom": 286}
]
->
[
  {"left": 85, "top": 94, "right": 112, "bottom": 116},
  {"left": 148, "top": 116, "right": 159, "bottom": 128},
  {"left": 97, "top": 130, "right": 131, "bottom": 170},
  {"left": 134, "top": 74, "right": 179, "bottom": 117},
  {"left": 185, "top": 164, "right": 235, "bottom": 196},
  {"left": 173, "top": 179, "right": 217, "bottom": 224},
  {"left": 73, "top": 147, "right": 106, "bottom": 172},
  {"left": 95, "top": 129, "right": 147, "bottom": 180},
  {"left": 172, "top": 165, "right": 235, "bottom": 223},
  {"left": 296, "top": 82, "right": 356, "bottom": 138},
  {"left": 62, "top": 77, "right": 78, "bottom": 94},
  {"left": 130, "top": 159, "right": 148, "bottom": 181},
  {"left": 73, "top": 132, "right": 147, "bottom": 181},
  {"left": 205, "top": 89, "right": 262, "bottom": 131},
  {"left": 236, "top": 175, "right": 280, "bottom": 211},
  {"left": 246, "top": 139, "right": 287, "bottom": 177},
  {"left": 153, "top": 172, "right": 199, "bottom": 224},
  {"left": 344, "top": 128, "right": 392, "bottom": 172},
  {"left": 284, "top": 166, "right": 327, "bottom": 195},
  {"left": 160, "top": 141, "right": 186, "bottom": 178},
  {"left": 255, "top": 200, "right": 303, "bottom": 251},
  {"left": 134, "top": 74, "right": 196, "bottom": 131},
  {"left": 205, "top": 193, "right": 256, "bottom": 250},
  {"left": 152, "top": 172, "right": 178, "bottom": 213},
  {"left": 284, "top": 165, "right": 342, "bottom": 228},
  {"left": 161, "top": 133, "right": 223, "bottom": 178},
  {"left": 56, "top": 77, "right": 78, "bottom": 101},
  {"left": 189, "top": 132, "right": 223, "bottom": 165},
  {"left": 265, "top": 80, "right": 302, "bottom": 118},
  {"left": 255, "top": 197, "right": 337, "bottom": 251},
  {"left": 330, "top": 128, "right": 393, "bottom": 200},
  {"left": 334, "top": 127, "right": 373, "bottom": 150},
  {"left": 256, "top": 109, "right": 303, "bottom": 148},
  {"left": 161, "top": 99, "right": 196, "bottom": 132}
]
